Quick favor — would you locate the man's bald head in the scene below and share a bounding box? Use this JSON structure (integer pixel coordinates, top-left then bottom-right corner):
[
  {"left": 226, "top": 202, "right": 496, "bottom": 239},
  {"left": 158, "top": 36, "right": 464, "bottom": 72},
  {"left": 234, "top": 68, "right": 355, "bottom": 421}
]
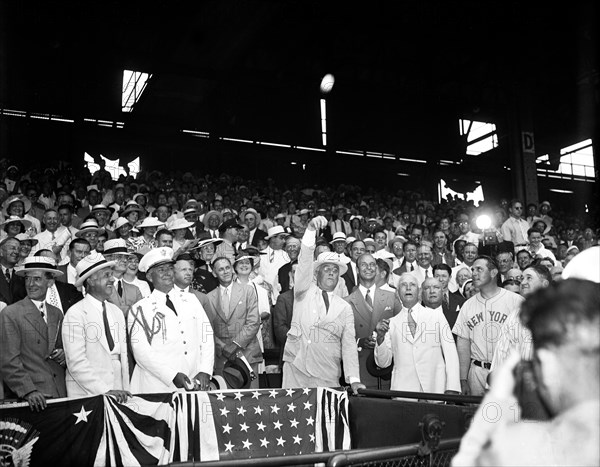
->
[{"left": 422, "top": 277, "right": 443, "bottom": 308}]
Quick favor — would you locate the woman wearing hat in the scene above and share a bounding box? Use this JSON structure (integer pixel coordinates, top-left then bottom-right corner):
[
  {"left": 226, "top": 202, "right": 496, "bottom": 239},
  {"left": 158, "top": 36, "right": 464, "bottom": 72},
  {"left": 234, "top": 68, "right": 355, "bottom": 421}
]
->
[
  {"left": 233, "top": 252, "right": 273, "bottom": 372},
  {"left": 134, "top": 217, "right": 164, "bottom": 251},
  {"left": 168, "top": 218, "right": 195, "bottom": 254},
  {"left": 2, "top": 195, "right": 41, "bottom": 235},
  {"left": 113, "top": 217, "right": 133, "bottom": 241},
  {"left": 123, "top": 252, "right": 151, "bottom": 298},
  {"left": 349, "top": 215, "right": 367, "bottom": 241},
  {"left": 15, "top": 233, "right": 38, "bottom": 266},
  {"left": 1, "top": 216, "right": 32, "bottom": 238},
  {"left": 119, "top": 200, "right": 145, "bottom": 227}
]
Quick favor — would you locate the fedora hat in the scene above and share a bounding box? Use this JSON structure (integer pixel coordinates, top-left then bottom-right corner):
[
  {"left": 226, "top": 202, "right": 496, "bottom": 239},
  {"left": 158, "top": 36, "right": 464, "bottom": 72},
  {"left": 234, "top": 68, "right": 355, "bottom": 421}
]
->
[
  {"left": 75, "top": 254, "right": 116, "bottom": 287},
  {"left": 2, "top": 195, "right": 32, "bottom": 216},
  {"left": 15, "top": 256, "right": 64, "bottom": 278},
  {"left": 365, "top": 351, "right": 393, "bottom": 380},
  {"left": 314, "top": 251, "right": 348, "bottom": 276},
  {"left": 330, "top": 232, "right": 347, "bottom": 245},
  {"left": 265, "top": 225, "right": 290, "bottom": 240},
  {"left": 1, "top": 215, "right": 32, "bottom": 230},
  {"left": 75, "top": 219, "right": 105, "bottom": 237},
  {"left": 222, "top": 356, "right": 255, "bottom": 389},
  {"left": 138, "top": 247, "right": 175, "bottom": 273}
]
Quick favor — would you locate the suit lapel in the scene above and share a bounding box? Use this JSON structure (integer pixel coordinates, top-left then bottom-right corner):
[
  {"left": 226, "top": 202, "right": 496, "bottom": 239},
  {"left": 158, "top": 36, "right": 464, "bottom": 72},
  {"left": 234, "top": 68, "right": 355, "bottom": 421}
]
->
[
  {"left": 23, "top": 298, "right": 49, "bottom": 341},
  {"left": 350, "top": 292, "right": 371, "bottom": 327},
  {"left": 229, "top": 283, "right": 242, "bottom": 315},
  {"left": 211, "top": 289, "right": 229, "bottom": 323},
  {"left": 46, "top": 305, "right": 61, "bottom": 353}
]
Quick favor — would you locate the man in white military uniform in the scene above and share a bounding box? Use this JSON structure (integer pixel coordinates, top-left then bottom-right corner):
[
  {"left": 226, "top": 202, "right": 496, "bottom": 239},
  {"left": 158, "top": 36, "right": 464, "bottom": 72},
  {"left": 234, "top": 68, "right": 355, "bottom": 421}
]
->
[
  {"left": 282, "top": 215, "right": 365, "bottom": 394},
  {"left": 62, "top": 254, "right": 131, "bottom": 402},
  {"left": 128, "top": 247, "right": 214, "bottom": 393},
  {"left": 375, "top": 273, "right": 460, "bottom": 395}
]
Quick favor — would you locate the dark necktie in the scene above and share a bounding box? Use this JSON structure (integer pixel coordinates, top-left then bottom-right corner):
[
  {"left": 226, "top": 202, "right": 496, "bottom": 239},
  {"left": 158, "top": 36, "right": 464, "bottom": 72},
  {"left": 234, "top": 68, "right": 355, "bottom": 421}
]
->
[
  {"left": 165, "top": 294, "right": 177, "bottom": 315},
  {"left": 322, "top": 290, "right": 330, "bottom": 312},
  {"left": 102, "top": 302, "right": 115, "bottom": 351},
  {"left": 39, "top": 304, "right": 45, "bottom": 321},
  {"left": 5, "top": 268, "right": 11, "bottom": 282},
  {"left": 443, "top": 292, "right": 449, "bottom": 310},
  {"left": 117, "top": 279, "right": 123, "bottom": 297},
  {"left": 365, "top": 289, "right": 373, "bottom": 310}
]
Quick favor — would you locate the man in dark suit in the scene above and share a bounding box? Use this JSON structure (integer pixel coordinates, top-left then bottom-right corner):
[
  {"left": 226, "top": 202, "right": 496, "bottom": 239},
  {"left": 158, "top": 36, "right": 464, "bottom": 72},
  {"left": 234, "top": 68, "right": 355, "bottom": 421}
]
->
[
  {"left": 0, "top": 256, "right": 67, "bottom": 410},
  {"left": 243, "top": 208, "right": 268, "bottom": 248},
  {"left": 341, "top": 239, "right": 365, "bottom": 294},
  {"left": 207, "top": 256, "right": 261, "bottom": 387},
  {"left": 277, "top": 236, "right": 300, "bottom": 293},
  {"left": 0, "top": 236, "right": 27, "bottom": 305},
  {"left": 56, "top": 238, "right": 91, "bottom": 287},
  {"left": 345, "top": 253, "right": 402, "bottom": 389},
  {"left": 273, "top": 263, "right": 296, "bottom": 366},
  {"left": 433, "top": 263, "right": 465, "bottom": 332},
  {"left": 391, "top": 240, "right": 419, "bottom": 287}
]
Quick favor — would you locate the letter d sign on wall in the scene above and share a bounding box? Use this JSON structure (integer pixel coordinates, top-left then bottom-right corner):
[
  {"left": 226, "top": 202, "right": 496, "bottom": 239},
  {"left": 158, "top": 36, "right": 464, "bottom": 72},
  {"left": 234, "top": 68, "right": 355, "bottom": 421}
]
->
[{"left": 522, "top": 132, "right": 535, "bottom": 154}]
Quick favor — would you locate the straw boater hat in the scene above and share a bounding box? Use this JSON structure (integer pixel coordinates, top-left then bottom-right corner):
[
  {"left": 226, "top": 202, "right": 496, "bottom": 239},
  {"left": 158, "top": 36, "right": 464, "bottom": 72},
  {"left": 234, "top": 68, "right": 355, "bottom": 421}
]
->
[
  {"left": 103, "top": 239, "right": 134, "bottom": 257},
  {"left": 265, "top": 225, "right": 290, "bottom": 240},
  {"left": 1, "top": 216, "right": 32, "bottom": 230},
  {"left": 2, "top": 195, "right": 32, "bottom": 216},
  {"left": 75, "top": 219, "right": 105, "bottom": 238},
  {"left": 138, "top": 247, "right": 175, "bottom": 273},
  {"left": 90, "top": 204, "right": 113, "bottom": 216},
  {"left": 313, "top": 251, "right": 348, "bottom": 276},
  {"left": 75, "top": 254, "right": 116, "bottom": 288},
  {"left": 15, "top": 256, "right": 64, "bottom": 278},
  {"left": 241, "top": 208, "right": 261, "bottom": 223},
  {"left": 191, "top": 237, "right": 223, "bottom": 251}
]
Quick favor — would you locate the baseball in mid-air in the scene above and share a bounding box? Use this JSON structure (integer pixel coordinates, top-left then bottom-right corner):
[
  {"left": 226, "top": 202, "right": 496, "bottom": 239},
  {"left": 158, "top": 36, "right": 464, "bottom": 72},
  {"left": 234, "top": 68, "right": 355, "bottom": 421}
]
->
[{"left": 320, "top": 74, "right": 335, "bottom": 94}]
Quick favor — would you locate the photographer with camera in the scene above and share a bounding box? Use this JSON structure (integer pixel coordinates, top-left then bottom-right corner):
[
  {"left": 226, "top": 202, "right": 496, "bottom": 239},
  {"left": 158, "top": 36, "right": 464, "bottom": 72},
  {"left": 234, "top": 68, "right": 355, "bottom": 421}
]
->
[{"left": 452, "top": 278, "right": 599, "bottom": 466}]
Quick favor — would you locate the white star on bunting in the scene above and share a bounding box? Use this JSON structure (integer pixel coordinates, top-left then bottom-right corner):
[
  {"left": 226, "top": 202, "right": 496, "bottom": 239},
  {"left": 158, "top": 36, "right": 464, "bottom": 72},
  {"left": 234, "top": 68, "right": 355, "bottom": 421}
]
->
[
  {"left": 293, "top": 435, "right": 302, "bottom": 445},
  {"left": 237, "top": 406, "right": 247, "bottom": 416},
  {"left": 254, "top": 406, "right": 264, "bottom": 415},
  {"left": 216, "top": 393, "right": 226, "bottom": 401},
  {"left": 273, "top": 420, "right": 282, "bottom": 430},
  {"left": 276, "top": 436, "right": 286, "bottom": 446},
  {"left": 270, "top": 404, "right": 280, "bottom": 414},
  {"left": 220, "top": 407, "right": 230, "bottom": 417},
  {"left": 260, "top": 437, "right": 270, "bottom": 448},
  {"left": 287, "top": 402, "right": 296, "bottom": 412},
  {"left": 306, "top": 416, "right": 314, "bottom": 426},
  {"left": 256, "top": 421, "right": 266, "bottom": 431},
  {"left": 252, "top": 391, "right": 261, "bottom": 399},
  {"left": 73, "top": 406, "right": 92, "bottom": 425},
  {"left": 290, "top": 418, "right": 299, "bottom": 428},
  {"left": 242, "top": 439, "right": 252, "bottom": 450},
  {"left": 224, "top": 442, "right": 234, "bottom": 453},
  {"left": 304, "top": 401, "right": 313, "bottom": 410},
  {"left": 269, "top": 389, "right": 278, "bottom": 398},
  {"left": 223, "top": 423, "right": 232, "bottom": 434},
  {"left": 285, "top": 388, "right": 295, "bottom": 396},
  {"left": 239, "top": 422, "right": 249, "bottom": 432},
  {"left": 302, "top": 388, "right": 311, "bottom": 395},
  {"left": 234, "top": 392, "right": 243, "bottom": 400}
]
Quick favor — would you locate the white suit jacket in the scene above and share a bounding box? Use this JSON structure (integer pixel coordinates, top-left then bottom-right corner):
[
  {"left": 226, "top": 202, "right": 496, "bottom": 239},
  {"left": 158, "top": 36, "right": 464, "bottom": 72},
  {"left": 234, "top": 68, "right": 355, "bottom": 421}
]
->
[
  {"left": 282, "top": 229, "right": 360, "bottom": 386},
  {"left": 375, "top": 303, "right": 460, "bottom": 394},
  {"left": 128, "top": 288, "right": 214, "bottom": 394},
  {"left": 63, "top": 294, "right": 130, "bottom": 397}
]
